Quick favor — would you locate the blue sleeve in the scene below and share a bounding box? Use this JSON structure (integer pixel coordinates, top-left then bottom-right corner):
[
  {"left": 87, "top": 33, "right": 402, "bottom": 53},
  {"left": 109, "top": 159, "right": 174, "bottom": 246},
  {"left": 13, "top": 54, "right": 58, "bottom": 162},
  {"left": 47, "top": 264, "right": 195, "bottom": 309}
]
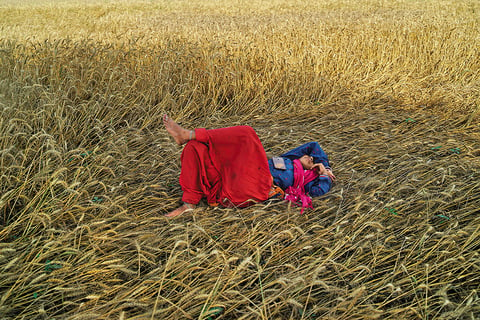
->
[
  {"left": 281, "top": 142, "right": 330, "bottom": 169},
  {"left": 305, "top": 175, "right": 332, "bottom": 197}
]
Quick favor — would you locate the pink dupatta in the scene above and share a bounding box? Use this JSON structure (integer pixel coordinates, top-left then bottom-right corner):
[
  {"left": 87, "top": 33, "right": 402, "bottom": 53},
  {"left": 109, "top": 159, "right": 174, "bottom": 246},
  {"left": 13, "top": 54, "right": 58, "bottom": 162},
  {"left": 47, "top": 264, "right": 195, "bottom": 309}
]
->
[{"left": 284, "top": 159, "right": 319, "bottom": 214}]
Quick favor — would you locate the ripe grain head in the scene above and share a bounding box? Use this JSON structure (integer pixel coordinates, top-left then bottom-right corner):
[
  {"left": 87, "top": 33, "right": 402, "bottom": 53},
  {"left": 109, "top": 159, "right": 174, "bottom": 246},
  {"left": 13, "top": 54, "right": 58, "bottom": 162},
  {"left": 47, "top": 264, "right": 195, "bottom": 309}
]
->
[{"left": 1, "top": 0, "right": 479, "bottom": 319}]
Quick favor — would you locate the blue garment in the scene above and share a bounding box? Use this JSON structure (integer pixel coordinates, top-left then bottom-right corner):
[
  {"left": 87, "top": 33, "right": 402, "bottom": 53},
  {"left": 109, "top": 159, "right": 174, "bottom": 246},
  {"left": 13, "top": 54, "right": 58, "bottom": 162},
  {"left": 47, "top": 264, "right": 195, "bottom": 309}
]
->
[{"left": 268, "top": 142, "right": 332, "bottom": 197}]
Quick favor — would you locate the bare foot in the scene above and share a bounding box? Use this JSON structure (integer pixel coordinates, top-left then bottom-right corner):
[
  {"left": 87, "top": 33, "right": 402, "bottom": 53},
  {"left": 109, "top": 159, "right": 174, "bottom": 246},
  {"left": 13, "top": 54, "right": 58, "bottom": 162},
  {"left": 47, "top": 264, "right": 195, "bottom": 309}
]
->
[
  {"left": 164, "top": 203, "right": 195, "bottom": 217},
  {"left": 163, "top": 114, "right": 191, "bottom": 145}
]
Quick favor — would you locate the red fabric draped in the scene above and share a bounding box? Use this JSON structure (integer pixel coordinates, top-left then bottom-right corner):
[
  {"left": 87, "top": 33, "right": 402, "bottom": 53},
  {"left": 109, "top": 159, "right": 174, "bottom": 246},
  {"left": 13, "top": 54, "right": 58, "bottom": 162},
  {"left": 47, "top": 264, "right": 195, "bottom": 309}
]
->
[{"left": 180, "top": 126, "right": 271, "bottom": 207}]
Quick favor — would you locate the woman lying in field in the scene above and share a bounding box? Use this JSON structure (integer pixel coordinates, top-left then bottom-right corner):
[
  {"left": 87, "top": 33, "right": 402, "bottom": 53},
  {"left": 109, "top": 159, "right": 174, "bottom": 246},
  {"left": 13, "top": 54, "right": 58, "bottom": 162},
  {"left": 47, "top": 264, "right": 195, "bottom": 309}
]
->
[{"left": 163, "top": 115, "right": 336, "bottom": 217}]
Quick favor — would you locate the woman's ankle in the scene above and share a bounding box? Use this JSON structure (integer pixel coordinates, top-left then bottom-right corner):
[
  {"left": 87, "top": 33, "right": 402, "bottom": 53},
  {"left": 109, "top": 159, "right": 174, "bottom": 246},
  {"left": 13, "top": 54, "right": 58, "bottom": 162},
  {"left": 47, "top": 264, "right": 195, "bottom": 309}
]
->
[{"left": 184, "top": 202, "right": 196, "bottom": 209}]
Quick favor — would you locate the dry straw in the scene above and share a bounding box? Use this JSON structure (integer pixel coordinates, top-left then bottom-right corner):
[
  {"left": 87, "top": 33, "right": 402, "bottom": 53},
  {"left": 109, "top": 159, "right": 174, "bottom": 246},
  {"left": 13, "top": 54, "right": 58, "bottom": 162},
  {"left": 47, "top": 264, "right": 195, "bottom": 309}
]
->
[{"left": 0, "top": 0, "right": 479, "bottom": 319}]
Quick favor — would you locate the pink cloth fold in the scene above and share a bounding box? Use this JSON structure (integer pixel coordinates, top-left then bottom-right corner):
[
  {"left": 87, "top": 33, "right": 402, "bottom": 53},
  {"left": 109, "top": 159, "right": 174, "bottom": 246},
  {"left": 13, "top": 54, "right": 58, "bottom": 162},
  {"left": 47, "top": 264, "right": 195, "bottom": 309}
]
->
[{"left": 284, "top": 159, "right": 319, "bottom": 214}]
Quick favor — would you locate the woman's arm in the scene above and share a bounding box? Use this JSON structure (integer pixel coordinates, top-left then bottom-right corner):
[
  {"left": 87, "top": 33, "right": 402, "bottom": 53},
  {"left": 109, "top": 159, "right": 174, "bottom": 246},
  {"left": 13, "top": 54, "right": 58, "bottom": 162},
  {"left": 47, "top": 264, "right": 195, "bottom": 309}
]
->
[
  {"left": 306, "top": 176, "right": 333, "bottom": 197},
  {"left": 281, "top": 142, "right": 330, "bottom": 169},
  {"left": 311, "top": 163, "right": 336, "bottom": 181}
]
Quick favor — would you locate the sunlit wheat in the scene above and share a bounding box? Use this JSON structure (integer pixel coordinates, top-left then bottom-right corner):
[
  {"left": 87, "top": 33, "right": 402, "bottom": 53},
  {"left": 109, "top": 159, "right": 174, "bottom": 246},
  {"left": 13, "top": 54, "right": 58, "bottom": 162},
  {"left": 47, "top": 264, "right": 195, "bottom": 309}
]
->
[{"left": 0, "top": 0, "right": 479, "bottom": 319}]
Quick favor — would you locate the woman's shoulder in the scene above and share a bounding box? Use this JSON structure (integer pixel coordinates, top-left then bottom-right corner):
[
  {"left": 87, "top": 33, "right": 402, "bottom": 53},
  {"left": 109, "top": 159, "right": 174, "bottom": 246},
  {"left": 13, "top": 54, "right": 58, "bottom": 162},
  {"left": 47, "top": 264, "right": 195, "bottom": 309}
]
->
[{"left": 268, "top": 157, "right": 294, "bottom": 169}]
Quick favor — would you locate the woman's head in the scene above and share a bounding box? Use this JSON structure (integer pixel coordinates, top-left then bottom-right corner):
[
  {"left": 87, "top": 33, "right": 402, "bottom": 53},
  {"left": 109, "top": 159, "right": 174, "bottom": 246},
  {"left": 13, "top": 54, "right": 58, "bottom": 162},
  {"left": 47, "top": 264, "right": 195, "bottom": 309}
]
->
[{"left": 299, "top": 155, "right": 314, "bottom": 170}]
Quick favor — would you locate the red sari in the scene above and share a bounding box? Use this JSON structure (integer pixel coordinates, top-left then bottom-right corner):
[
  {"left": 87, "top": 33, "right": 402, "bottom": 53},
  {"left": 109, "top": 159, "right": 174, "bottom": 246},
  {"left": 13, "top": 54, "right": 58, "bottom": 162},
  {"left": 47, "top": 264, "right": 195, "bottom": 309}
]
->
[{"left": 179, "top": 126, "right": 271, "bottom": 207}]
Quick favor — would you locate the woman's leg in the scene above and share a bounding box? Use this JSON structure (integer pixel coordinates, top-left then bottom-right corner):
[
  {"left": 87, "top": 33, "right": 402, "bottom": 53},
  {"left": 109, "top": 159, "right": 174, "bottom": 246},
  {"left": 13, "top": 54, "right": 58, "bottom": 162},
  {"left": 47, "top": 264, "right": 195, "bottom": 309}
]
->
[
  {"left": 179, "top": 140, "right": 220, "bottom": 204},
  {"left": 163, "top": 115, "right": 220, "bottom": 217},
  {"left": 163, "top": 115, "right": 195, "bottom": 217},
  {"left": 163, "top": 114, "right": 196, "bottom": 145},
  {"left": 164, "top": 115, "right": 271, "bottom": 213}
]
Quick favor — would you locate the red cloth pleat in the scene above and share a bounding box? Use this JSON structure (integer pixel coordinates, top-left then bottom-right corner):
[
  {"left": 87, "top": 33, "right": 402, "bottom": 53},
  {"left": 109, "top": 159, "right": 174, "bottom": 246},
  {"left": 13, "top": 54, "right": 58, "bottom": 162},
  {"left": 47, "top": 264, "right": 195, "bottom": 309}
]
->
[
  {"left": 180, "top": 126, "right": 271, "bottom": 207},
  {"left": 180, "top": 140, "right": 221, "bottom": 205}
]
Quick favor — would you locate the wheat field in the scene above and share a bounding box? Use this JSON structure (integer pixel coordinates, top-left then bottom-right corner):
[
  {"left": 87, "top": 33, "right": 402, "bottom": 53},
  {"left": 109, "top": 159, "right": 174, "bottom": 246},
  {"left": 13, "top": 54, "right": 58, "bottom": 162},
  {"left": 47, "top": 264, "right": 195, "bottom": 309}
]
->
[{"left": 0, "top": 0, "right": 479, "bottom": 319}]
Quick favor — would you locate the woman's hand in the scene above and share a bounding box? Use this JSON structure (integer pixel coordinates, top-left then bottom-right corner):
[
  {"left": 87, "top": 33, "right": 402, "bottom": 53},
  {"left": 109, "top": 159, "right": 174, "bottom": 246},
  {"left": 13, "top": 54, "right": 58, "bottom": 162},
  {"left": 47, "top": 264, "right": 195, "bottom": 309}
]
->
[
  {"left": 312, "top": 163, "right": 336, "bottom": 181},
  {"left": 325, "top": 169, "right": 336, "bottom": 181},
  {"left": 311, "top": 163, "right": 326, "bottom": 174}
]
